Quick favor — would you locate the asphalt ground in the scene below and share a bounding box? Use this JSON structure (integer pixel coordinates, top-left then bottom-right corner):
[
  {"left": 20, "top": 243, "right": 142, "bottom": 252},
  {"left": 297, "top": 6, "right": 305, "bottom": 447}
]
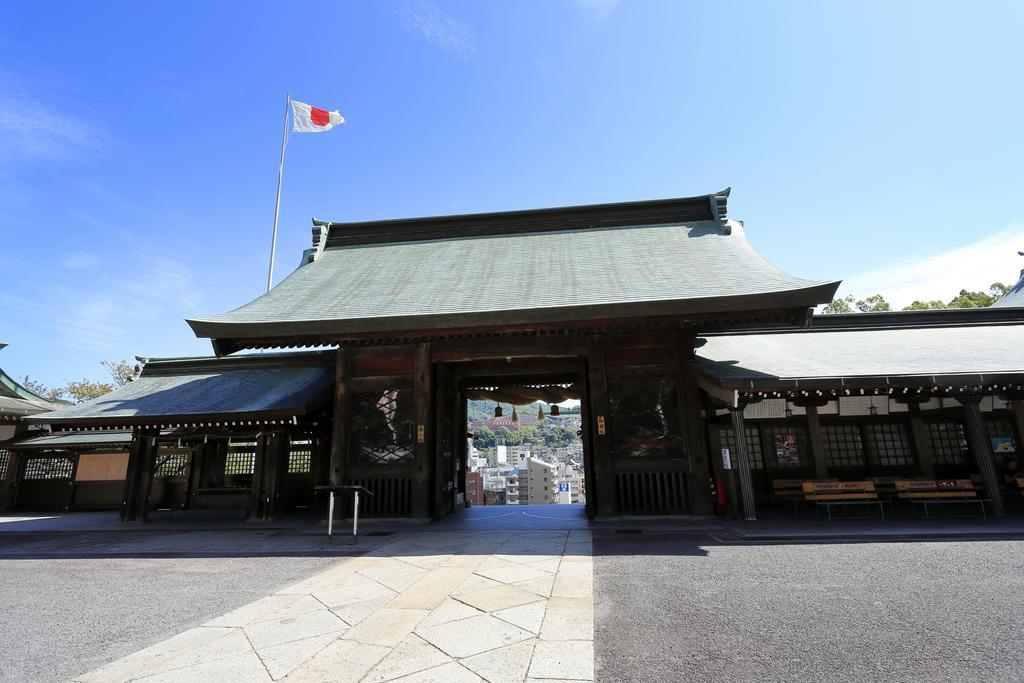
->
[
  {"left": 594, "top": 533, "right": 1024, "bottom": 682},
  {"left": 0, "top": 554, "right": 343, "bottom": 682}
]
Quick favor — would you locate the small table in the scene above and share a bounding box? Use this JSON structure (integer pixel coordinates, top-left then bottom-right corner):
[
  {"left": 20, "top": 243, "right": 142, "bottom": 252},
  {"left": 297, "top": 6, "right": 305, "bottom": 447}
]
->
[{"left": 314, "top": 485, "right": 374, "bottom": 539}]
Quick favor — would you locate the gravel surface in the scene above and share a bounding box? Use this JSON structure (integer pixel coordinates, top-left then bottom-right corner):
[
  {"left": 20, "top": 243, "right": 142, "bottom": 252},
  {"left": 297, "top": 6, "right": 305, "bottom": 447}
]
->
[
  {"left": 594, "top": 533, "right": 1024, "bottom": 682},
  {"left": 0, "top": 555, "right": 343, "bottom": 682}
]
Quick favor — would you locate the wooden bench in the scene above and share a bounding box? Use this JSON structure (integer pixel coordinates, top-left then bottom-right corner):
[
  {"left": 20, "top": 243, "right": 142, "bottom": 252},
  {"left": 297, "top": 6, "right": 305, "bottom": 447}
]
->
[
  {"left": 802, "top": 481, "right": 886, "bottom": 521},
  {"left": 773, "top": 479, "right": 837, "bottom": 515},
  {"left": 895, "top": 479, "right": 991, "bottom": 520}
]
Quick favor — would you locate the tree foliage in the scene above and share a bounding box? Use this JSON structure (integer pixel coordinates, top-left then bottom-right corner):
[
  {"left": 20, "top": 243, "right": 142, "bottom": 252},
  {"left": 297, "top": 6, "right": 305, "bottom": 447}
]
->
[
  {"left": 22, "top": 358, "right": 136, "bottom": 404},
  {"left": 823, "top": 282, "right": 1010, "bottom": 314},
  {"left": 821, "top": 294, "right": 855, "bottom": 314}
]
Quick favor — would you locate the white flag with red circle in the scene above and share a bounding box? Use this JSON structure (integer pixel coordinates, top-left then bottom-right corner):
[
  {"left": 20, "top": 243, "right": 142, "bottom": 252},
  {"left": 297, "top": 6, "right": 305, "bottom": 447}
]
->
[{"left": 291, "top": 100, "right": 345, "bottom": 133}]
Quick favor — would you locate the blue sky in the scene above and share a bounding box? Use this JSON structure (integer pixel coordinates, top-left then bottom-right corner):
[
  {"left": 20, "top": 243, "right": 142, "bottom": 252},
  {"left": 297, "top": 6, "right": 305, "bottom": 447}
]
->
[{"left": 2, "top": 0, "right": 1023, "bottom": 386}]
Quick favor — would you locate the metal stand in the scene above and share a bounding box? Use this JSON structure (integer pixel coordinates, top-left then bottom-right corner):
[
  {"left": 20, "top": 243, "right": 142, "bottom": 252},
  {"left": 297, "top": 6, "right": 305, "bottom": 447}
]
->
[{"left": 316, "top": 485, "right": 373, "bottom": 542}]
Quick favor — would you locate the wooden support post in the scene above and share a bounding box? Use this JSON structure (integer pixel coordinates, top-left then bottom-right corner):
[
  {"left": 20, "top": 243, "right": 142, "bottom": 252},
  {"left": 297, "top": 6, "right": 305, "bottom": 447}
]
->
[
  {"left": 805, "top": 404, "right": 829, "bottom": 480},
  {"left": 907, "top": 402, "right": 936, "bottom": 478},
  {"left": 310, "top": 430, "right": 328, "bottom": 512},
  {"left": 1, "top": 449, "right": 21, "bottom": 511},
  {"left": 1012, "top": 400, "right": 1024, "bottom": 450},
  {"left": 262, "top": 431, "right": 290, "bottom": 519},
  {"left": 121, "top": 429, "right": 145, "bottom": 521},
  {"left": 586, "top": 334, "right": 616, "bottom": 517},
  {"left": 433, "top": 359, "right": 448, "bottom": 520},
  {"left": 131, "top": 432, "right": 156, "bottom": 522},
  {"left": 413, "top": 342, "right": 433, "bottom": 519},
  {"left": 730, "top": 406, "right": 757, "bottom": 521},
  {"left": 576, "top": 356, "right": 598, "bottom": 519},
  {"left": 329, "top": 348, "right": 351, "bottom": 488},
  {"left": 958, "top": 394, "right": 1004, "bottom": 517},
  {"left": 249, "top": 433, "right": 268, "bottom": 520},
  {"left": 676, "top": 332, "right": 713, "bottom": 516}
]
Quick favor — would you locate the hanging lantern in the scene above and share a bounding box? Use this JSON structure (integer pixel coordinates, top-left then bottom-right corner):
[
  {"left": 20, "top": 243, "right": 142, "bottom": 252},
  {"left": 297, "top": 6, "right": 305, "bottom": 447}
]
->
[
  {"left": 494, "top": 404, "right": 503, "bottom": 418},
  {"left": 550, "top": 404, "right": 560, "bottom": 416}
]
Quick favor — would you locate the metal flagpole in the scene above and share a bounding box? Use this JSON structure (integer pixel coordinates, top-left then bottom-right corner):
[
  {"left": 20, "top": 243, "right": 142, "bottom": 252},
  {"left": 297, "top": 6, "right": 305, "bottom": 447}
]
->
[{"left": 267, "top": 93, "right": 291, "bottom": 292}]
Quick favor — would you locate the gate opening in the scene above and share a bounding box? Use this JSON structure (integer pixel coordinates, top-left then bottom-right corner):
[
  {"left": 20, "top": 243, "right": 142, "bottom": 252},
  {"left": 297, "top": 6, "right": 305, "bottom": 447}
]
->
[{"left": 463, "top": 383, "right": 587, "bottom": 514}]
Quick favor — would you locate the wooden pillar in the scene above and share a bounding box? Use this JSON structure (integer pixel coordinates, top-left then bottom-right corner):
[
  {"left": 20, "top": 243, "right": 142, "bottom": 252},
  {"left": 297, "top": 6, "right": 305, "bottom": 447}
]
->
[
  {"left": 433, "top": 358, "right": 448, "bottom": 520},
  {"left": 310, "top": 430, "right": 328, "bottom": 512},
  {"left": 133, "top": 431, "right": 156, "bottom": 521},
  {"left": 121, "top": 430, "right": 144, "bottom": 521},
  {"left": 730, "top": 406, "right": 757, "bottom": 521},
  {"left": 413, "top": 342, "right": 433, "bottom": 519},
  {"left": 803, "top": 403, "right": 829, "bottom": 479},
  {"left": 906, "top": 400, "right": 935, "bottom": 478},
  {"left": 1012, "top": 400, "right": 1024, "bottom": 448},
  {"left": 1, "top": 448, "right": 22, "bottom": 511},
  {"left": 261, "top": 430, "right": 289, "bottom": 519},
  {"left": 586, "top": 334, "right": 616, "bottom": 517},
  {"left": 328, "top": 348, "right": 351, "bottom": 488},
  {"left": 958, "top": 394, "right": 1003, "bottom": 517},
  {"left": 676, "top": 332, "right": 713, "bottom": 516},
  {"left": 576, "top": 356, "right": 598, "bottom": 519},
  {"left": 249, "top": 433, "right": 268, "bottom": 520}
]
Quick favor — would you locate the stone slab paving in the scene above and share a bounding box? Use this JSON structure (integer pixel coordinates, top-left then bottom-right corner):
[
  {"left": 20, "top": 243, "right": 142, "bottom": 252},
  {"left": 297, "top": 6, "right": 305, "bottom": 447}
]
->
[{"left": 76, "top": 530, "right": 594, "bottom": 682}]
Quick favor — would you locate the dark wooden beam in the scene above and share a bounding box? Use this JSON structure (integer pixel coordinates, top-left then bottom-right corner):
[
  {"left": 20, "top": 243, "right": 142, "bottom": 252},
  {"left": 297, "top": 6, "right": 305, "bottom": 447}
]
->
[
  {"left": 575, "top": 356, "right": 597, "bottom": 520},
  {"left": 586, "top": 334, "right": 616, "bottom": 517},
  {"left": 205, "top": 304, "right": 814, "bottom": 354},
  {"left": 433, "top": 359, "right": 449, "bottom": 521},
  {"left": 412, "top": 343, "right": 433, "bottom": 518},
  {"left": 907, "top": 402, "right": 935, "bottom": 478},
  {"left": 958, "top": 395, "right": 1004, "bottom": 517},
  {"left": 676, "top": 331, "right": 713, "bottom": 516},
  {"left": 249, "top": 433, "right": 268, "bottom": 520},
  {"left": 121, "top": 430, "right": 146, "bottom": 521},
  {"left": 134, "top": 432, "right": 157, "bottom": 521},
  {"left": 1012, "top": 400, "right": 1024, "bottom": 454},
  {"left": 805, "top": 404, "right": 828, "bottom": 479},
  {"left": 328, "top": 349, "right": 351, "bottom": 487},
  {"left": 261, "top": 430, "right": 290, "bottom": 519},
  {"left": 323, "top": 193, "right": 715, "bottom": 248},
  {"left": 729, "top": 406, "right": 757, "bottom": 521},
  {"left": 0, "top": 449, "right": 21, "bottom": 511}
]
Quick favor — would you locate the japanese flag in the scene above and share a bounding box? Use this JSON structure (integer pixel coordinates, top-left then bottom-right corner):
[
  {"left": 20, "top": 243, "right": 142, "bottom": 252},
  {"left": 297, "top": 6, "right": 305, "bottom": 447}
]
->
[{"left": 291, "top": 100, "right": 345, "bottom": 133}]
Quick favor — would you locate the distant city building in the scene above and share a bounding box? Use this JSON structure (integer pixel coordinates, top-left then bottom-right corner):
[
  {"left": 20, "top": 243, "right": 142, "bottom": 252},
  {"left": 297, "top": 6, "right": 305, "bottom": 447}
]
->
[
  {"left": 483, "top": 489, "right": 506, "bottom": 506},
  {"left": 465, "top": 470, "right": 484, "bottom": 506}
]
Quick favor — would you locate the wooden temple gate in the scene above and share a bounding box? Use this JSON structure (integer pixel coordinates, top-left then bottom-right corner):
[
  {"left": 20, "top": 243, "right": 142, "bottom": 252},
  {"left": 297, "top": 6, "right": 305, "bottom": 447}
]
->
[
  {"left": 325, "top": 331, "right": 715, "bottom": 519},
  {"left": 27, "top": 190, "right": 856, "bottom": 520}
]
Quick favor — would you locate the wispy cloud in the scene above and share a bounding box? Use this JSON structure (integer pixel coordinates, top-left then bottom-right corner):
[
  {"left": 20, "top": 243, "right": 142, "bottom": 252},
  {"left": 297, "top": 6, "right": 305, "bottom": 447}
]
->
[
  {"left": 58, "top": 252, "right": 101, "bottom": 270},
  {"left": 55, "top": 253, "right": 203, "bottom": 353},
  {"left": 833, "top": 224, "right": 1024, "bottom": 308},
  {"left": 0, "top": 71, "right": 101, "bottom": 163},
  {"left": 573, "top": 0, "right": 620, "bottom": 21},
  {"left": 396, "top": 0, "right": 476, "bottom": 58}
]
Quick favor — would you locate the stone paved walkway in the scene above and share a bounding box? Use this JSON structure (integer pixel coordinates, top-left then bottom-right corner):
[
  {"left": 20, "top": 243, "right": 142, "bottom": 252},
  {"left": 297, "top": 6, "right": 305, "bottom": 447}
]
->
[{"left": 76, "top": 529, "right": 593, "bottom": 682}]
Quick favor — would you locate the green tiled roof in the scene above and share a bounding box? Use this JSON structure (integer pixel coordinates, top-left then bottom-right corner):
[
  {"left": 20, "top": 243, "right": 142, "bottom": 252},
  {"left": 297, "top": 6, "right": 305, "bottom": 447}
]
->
[
  {"left": 27, "top": 351, "right": 335, "bottom": 427},
  {"left": 187, "top": 192, "right": 839, "bottom": 347}
]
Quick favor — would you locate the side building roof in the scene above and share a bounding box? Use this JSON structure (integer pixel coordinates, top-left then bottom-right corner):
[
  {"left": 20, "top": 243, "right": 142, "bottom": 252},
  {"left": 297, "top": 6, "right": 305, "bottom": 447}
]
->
[
  {"left": 692, "top": 312, "right": 1024, "bottom": 402},
  {"left": 26, "top": 351, "right": 336, "bottom": 429},
  {"left": 0, "top": 344, "right": 62, "bottom": 421},
  {"left": 187, "top": 189, "right": 839, "bottom": 353}
]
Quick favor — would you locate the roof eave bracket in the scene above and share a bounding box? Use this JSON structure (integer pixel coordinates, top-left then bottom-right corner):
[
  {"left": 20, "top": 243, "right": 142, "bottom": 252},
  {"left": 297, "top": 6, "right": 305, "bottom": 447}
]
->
[{"left": 709, "top": 187, "right": 731, "bottom": 234}]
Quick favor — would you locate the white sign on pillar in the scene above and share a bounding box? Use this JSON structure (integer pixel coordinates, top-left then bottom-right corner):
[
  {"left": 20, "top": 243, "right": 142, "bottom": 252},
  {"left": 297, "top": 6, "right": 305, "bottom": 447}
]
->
[{"left": 721, "top": 447, "right": 732, "bottom": 470}]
